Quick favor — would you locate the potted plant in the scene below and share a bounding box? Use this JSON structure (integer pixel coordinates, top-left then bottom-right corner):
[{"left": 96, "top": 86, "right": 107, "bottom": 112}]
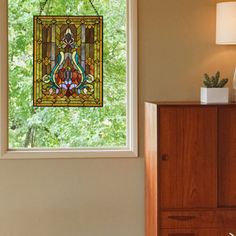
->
[{"left": 201, "top": 71, "right": 229, "bottom": 104}]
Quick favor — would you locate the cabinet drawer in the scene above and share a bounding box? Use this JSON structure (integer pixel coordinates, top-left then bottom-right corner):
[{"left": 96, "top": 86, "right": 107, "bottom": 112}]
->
[
  {"left": 161, "top": 211, "right": 218, "bottom": 229},
  {"left": 161, "top": 229, "right": 218, "bottom": 236},
  {"left": 161, "top": 229, "right": 196, "bottom": 236},
  {"left": 220, "top": 230, "right": 236, "bottom": 236},
  {"left": 218, "top": 210, "right": 236, "bottom": 228}
]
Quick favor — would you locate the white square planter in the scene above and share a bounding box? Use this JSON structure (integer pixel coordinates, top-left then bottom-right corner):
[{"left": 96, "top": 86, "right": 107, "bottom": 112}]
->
[{"left": 200, "top": 87, "right": 229, "bottom": 104}]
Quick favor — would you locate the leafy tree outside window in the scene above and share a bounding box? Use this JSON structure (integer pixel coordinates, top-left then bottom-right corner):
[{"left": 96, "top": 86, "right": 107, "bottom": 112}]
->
[{"left": 8, "top": 0, "right": 128, "bottom": 149}]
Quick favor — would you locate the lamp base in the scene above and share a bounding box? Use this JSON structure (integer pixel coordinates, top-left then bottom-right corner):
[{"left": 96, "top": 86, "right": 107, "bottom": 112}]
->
[{"left": 233, "top": 90, "right": 236, "bottom": 102}]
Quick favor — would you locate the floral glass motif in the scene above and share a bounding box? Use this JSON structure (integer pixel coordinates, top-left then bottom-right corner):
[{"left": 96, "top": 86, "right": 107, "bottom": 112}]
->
[{"left": 33, "top": 16, "right": 103, "bottom": 107}]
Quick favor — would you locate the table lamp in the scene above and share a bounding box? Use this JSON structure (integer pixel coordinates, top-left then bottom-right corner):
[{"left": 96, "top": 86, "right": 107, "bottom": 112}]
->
[{"left": 216, "top": 1, "right": 236, "bottom": 101}]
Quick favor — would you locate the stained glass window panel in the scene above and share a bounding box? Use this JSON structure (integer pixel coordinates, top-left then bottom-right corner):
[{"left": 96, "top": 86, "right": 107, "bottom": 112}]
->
[{"left": 34, "top": 16, "right": 103, "bottom": 107}]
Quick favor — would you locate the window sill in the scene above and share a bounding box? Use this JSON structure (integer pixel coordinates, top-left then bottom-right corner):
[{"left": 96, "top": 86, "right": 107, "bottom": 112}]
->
[{"left": 1, "top": 148, "right": 138, "bottom": 159}]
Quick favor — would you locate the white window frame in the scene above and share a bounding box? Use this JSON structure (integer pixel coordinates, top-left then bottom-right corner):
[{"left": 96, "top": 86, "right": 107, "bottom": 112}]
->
[{"left": 0, "top": 0, "right": 138, "bottom": 159}]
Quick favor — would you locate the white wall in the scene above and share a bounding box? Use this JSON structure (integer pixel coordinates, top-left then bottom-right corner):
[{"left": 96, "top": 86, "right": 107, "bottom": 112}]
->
[{"left": 1, "top": 0, "right": 236, "bottom": 235}]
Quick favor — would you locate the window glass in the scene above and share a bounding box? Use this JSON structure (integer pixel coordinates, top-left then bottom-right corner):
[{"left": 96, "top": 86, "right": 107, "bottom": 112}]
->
[{"left": 8, "top": 0, "right": 127, "bottom": 148}]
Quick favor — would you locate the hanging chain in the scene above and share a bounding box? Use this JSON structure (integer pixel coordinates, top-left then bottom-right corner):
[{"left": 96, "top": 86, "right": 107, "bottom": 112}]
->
[
  {"left": 46, "top": 0, "right": 52, "bottom": 15},
  {"left": 39, "top": 0, "right": 49, "bottom": 15},
  {"left": 39, "top": 0, "right": 99, "bottom": 16},
  {"left": 88, "top": 0, "right": 99, "bottom": 16}
]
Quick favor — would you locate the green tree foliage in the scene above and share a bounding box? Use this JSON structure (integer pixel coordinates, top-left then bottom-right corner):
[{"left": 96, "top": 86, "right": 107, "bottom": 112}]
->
[{"left": 8, "top": 0, "right": 127, "bottom": 148}]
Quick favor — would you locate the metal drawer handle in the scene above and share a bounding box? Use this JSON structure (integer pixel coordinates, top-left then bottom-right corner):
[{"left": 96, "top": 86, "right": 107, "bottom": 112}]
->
[
  {"left": 229, "top": 233, "right": 235, "bottom": 236},
  {"left": 168, "top": 215, "right": 196, "bottom": 221}
]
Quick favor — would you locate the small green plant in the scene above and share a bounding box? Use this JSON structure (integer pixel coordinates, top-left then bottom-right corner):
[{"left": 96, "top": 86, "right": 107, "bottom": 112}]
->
[{"left": 203, "top": 71, "right": 228, "bottom": 88}]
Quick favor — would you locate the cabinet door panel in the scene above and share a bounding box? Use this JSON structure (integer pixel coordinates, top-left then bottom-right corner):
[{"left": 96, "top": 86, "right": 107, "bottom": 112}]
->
[
  {"left": 219, "top": 107, "right": 236, "bottom": 207},
  {"left": 159, "top": 107, "right": 181, "bottom": 208},
  {"left": 159, "top": 107, "right": 217, "bottom": 209}
]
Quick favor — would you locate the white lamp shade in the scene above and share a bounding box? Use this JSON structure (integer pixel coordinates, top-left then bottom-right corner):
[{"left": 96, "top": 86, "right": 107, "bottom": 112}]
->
[{"left": 216, "top": 2, "right": 236, "bottom": 45}]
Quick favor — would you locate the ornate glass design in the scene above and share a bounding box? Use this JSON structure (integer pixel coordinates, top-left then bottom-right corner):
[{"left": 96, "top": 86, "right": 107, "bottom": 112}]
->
[{"left": 33, "top": 16, "right": 103, "bottom": 107}]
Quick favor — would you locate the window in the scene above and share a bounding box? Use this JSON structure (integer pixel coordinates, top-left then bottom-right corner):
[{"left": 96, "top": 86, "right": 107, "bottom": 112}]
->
[{"left": 0, "top": 0, "right": 137, "bottom": 158}]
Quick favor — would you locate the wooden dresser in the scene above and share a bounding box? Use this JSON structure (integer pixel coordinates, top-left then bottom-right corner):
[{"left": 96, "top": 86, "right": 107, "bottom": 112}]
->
[{"left": 145, "top": 102, "right": 236, "bottom": 236}]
